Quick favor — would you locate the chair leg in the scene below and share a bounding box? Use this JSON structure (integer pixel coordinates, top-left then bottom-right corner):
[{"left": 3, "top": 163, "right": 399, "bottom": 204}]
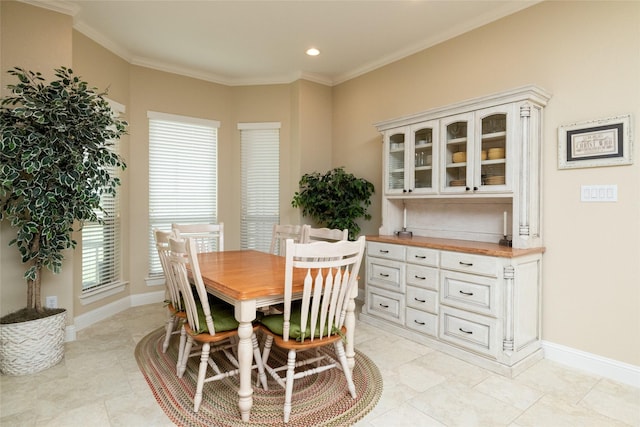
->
[
  {"left": 178, "top": 334, "right": 194, "bottom": 378},
  {"left": 283, "top": 349, "right": 297, "bottom": 423},
  {"left": 262, "top": 334, "right": 274, "bottom": 366},
  {"left": 193, "top": 342, "right": 210, "bottom": 413},
  {"left": 251, "top": 332, "right": 268, "bottom": 390},
  {"left": 334, "top": 341, "right": 357, "bottom": 399},
  {"left": 176, "top": 323, "right": 187, "bottom": 374},
  {"left": 162, "top": 312, "right": 175, "bottom": 353}
]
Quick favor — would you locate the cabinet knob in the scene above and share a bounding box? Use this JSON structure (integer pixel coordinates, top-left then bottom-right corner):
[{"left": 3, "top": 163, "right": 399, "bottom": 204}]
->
[
  {"left": 473, "top": 186, "right": 479, "bottom": 191},
  {"left": 408, "top": 189, "right": 413, "bottom": 192},
  {"left": 465, "top": 186, "right": 470, "bottom": 191},
  {"left": 403, "top": 189, "right": 407, "bottom": 193}
]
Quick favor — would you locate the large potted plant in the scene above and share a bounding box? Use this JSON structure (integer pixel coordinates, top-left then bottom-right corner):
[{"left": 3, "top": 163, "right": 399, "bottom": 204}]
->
[
  {"left": 291, "top": 167, "right": 375, "bottom": 240},
  {"left": 0, "top": 66, "right": 127, "bottom": 375}
]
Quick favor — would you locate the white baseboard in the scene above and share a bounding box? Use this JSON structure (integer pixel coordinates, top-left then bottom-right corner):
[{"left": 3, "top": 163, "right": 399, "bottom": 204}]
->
[
  {"left": 131, "top": 290, "right": 165, "bottom": 306},
  {"left": 542, "top": 340, "right": 640, "bottom": 388},
  {"left": 67, "top": 290, "right": 165, "bottom": 340}
]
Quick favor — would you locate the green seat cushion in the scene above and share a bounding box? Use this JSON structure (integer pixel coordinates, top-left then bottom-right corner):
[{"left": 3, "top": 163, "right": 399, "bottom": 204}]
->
[
  {"left": 260, "top": 304, "right": 341, "bottom": 342},
  {"left": 193, "top": 299, "right": 239, "bottom": 334}
]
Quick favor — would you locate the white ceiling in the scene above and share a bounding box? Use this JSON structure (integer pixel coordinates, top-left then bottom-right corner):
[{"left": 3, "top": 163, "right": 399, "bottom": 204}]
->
[{"left": 32, "top": 0, "right": 539, "bottom": 86}]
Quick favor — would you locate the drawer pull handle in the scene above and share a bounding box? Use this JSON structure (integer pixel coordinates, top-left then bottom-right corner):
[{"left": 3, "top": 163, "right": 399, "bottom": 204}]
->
[
  {"left": 379, "top": 250, "right": 389, "bottom": 254},
  {"left": 459, "top": 328, "right": 473, "bottom": 335},
  {"left": 459, "top": 290, "right": 474, "bottom": 296},
  {"left": 379, "top": 273, "right": 390, "bottom": 277},
  {"left": 414, "top": 320, "right": 426, "bottom": 326},
  {"left": 414, "top": 275, "right": 426, "bottom": 280},
  {"left": 379, "top": 303, "right": 389, "bottom": 308},
  {"left": 414, "top": 255, "right": 426, "bottom": 259},
  {"left": 459, "top": 261, "right": 473, "bottom": 266},
  {"left": 414, "top": 297, "right": 426, "bottom": 303}
]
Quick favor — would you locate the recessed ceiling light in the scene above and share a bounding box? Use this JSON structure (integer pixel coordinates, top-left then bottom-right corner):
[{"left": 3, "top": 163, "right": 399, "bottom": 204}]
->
[{"left": 306, "top": 48, "right": 320, "bottom": 56}]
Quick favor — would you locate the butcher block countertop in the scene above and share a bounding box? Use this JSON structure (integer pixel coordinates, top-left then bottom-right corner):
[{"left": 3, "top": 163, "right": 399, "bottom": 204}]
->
[{"left": 366, "top": 235, "right": 545, "bottom": 258}]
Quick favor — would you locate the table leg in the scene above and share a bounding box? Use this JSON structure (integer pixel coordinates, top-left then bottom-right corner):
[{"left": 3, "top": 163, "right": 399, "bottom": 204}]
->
[
  {"left": 235, "top": 300, "right": 257, "bottom": 422},
  {"left": 345, "top": 286, "right": 357, "bottom": 371}
]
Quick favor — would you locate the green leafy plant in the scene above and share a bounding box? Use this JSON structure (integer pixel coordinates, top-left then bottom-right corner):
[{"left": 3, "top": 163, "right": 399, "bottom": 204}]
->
[
  {"left": 0, "top": 66, "right": 127, "bottom": 319},
  {"left": 291, "top": 167, "right": 374, "bottom": 240}
]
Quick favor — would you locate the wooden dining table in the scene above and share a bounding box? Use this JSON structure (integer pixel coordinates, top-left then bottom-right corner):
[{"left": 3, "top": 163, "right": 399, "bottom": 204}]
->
[{"left": 195, "top": 249, "right": 359, "bottom": 422}]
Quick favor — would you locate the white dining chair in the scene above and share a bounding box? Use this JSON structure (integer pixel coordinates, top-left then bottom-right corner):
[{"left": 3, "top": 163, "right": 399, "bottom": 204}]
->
[
  {"left": 168, "top": 236, "right": 268, "bottom": 412},
  {"left": 153, "top": 229, "right": 186, "bottom": 361},
  {"left": 259, "top": 236, "right": 366, "bottom": 423},
  {"left": 172, "top": 222, "right": 224, "bottom": 253},
  {"left": 270, "top": 224, "right": 306, "bottom": 256}
]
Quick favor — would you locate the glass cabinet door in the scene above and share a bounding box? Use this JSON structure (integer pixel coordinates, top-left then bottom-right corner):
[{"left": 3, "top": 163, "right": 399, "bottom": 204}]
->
[
  {"left": 441, "top": 113, "right": 474, "bottom": 192},
  {"left": 410, "top": 122, "right": 437, "bottom": 194},
  {"left": 476, "top": 105, "right": 513, "bottom": 192},
  {"left": 385, "top": 130, "right": 407, "bottom": 194}
]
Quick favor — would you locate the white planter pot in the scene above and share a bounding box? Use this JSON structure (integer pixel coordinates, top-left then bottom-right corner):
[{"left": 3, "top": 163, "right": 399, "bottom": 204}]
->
[{"left": 0, "top": 309, "right": 66, "bottom": 375}]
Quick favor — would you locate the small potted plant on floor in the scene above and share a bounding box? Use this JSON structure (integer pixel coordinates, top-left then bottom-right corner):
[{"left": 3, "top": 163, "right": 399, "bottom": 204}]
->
[
  {"left": 292, "top": 167, "right": 375, "bottom": 240},
  {"left": 0, "top": 66, "right": 127, "bottom": 375}
]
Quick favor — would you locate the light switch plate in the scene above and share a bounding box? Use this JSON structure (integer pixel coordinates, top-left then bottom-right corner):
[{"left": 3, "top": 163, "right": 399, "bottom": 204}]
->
[{"left": 581, "top": 185, "right": 617, "bottom": 202}]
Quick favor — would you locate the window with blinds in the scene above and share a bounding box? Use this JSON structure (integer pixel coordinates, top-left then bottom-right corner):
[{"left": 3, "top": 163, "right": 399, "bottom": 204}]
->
[
  {"left": 239, "top": 123, "right": 280, "bottom": 252},
  {"left": 148, "top": 112, "right": 219, "bottom": 276},
  {"left": 82, "top": 99, "right": 125, "bottom": 292}
]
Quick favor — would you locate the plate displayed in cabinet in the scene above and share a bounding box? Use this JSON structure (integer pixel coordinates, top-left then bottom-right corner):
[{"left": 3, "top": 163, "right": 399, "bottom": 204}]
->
[
  {"left": 452, "top": 151, "right": 466, "bottom": 163},
  {"left": 487, "top": 148, "right": 505, "bottom": 160}
]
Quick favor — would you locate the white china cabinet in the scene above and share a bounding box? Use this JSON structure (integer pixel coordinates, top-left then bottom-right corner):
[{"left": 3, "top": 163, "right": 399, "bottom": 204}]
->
[
  {"left": 362, "top": 86, "right": 551, "bottom": 377},
  {"left": 377, "top": 85, "right": 551, "bottom": 250}
]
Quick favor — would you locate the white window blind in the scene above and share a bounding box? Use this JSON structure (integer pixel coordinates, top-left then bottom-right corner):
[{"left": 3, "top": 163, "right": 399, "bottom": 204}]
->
[
  {"left": 239, "top": 123, "right": 280, "bottom": 252},
  {"left": 148, "top": 111, "right": 219, "bottom": 275},
  {"left": 82, "top": 99, "right": 125, "bottom": 292}
]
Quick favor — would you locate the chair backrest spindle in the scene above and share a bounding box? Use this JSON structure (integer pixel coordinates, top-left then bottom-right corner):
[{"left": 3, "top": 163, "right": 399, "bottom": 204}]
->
[{"left": 282, "top": 236, "right": 365, "bottom": 342}]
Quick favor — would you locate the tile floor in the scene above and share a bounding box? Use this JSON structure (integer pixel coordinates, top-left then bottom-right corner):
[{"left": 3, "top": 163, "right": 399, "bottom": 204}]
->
[{"left": 1, "top": 303, "right": 638, "bottom": 426}]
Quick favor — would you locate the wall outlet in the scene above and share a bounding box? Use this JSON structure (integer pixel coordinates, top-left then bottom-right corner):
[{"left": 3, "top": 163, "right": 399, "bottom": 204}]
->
[{"left": 45, "top": 296, "right": 58, "bottom": 309}]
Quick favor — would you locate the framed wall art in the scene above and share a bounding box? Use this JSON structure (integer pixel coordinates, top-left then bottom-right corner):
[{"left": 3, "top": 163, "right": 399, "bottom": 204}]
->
[{"left": 558, "top": 114, "right": 633, "bottom": 169}]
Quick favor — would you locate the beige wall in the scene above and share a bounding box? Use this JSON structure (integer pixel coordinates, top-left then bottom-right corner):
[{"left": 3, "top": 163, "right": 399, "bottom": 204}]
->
[
  {"left": 332, "top": 1, "right": 640, "bottom": 366},
  {"left": 1, "top": 1, "right": 638, "bottom": 368},
  {"left": 71, "top": 32, "right": 131, "bottom": 316},
  {"left": 0, "top": 1, "right": 74, "bottom": 318}
]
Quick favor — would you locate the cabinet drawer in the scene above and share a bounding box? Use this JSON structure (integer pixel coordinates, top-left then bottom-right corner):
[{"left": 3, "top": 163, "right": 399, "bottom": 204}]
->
[
  {"left": 441, "top": 251, "right": 499, "bottom": 277},
  {"left": 367, "top": 242, "right": 405, "bottom": 261},
  {"left": 367, "top": 242, "right": 406, "bottom": 261},
  {"left": 366, "top": 286, "right": 405, "bottom": 325},
  {"left": 406, "top": 307, "right": 437, "bottom": 337},
  {"left": 406, "top": 265, "right": 438, "bottom": 290},
  {"left": 439, "top": 306, "right": 497, "bottom": 357},
  {"left": 367, "top": 257, "right": 405, "bottom": 292},
  {"left": 406, "top": 287, "right": 438, "bottom": 314},
  {"left": 406, "top": 246, "right": 439, "bottom": 267},
  {"left": 440, "top": 270, "right": 498, "bottom": 317}
]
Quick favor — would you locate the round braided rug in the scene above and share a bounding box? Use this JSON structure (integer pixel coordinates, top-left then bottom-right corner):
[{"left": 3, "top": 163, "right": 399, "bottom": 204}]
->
[{"left": 135, "top": 327, "right": 382, "bottom": 426}]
